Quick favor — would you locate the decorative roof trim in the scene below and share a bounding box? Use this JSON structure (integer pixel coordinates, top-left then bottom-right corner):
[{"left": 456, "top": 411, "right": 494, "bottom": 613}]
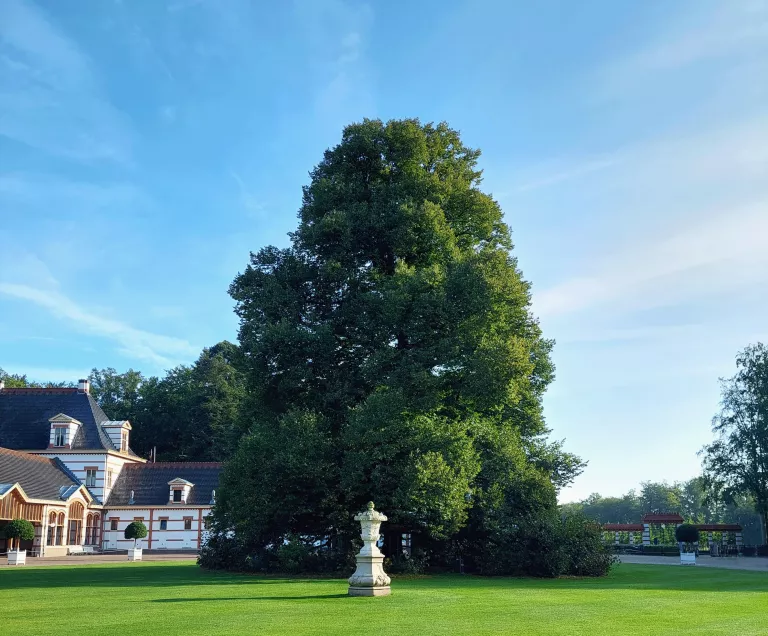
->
[
  {"left": 101, "top": 420, "right": 132, "bottom": 430},
  {"left": 48, "top": 413, "right": 83, "bottom": 425},
  {"left": 168, "top": 478, "right": 195, "bottom": 486}
]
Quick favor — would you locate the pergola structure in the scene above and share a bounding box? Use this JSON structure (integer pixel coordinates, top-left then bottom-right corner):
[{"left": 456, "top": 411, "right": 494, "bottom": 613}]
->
[{"left": 602, "top": 512, "right": 743, "bottom": 548}]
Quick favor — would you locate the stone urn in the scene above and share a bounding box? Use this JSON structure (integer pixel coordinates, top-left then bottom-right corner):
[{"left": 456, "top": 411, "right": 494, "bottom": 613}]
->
[{"left": 348, "top": 502, "right": 391, "bottom": 597}]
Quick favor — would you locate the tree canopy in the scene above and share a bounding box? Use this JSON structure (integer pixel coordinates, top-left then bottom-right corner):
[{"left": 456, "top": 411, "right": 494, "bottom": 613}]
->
[
  {"left": 701, "top": 343, "right": 768, "bottom": 543},
  {"left": 207, "top": 119, "right": 593, "bottom": 576}
]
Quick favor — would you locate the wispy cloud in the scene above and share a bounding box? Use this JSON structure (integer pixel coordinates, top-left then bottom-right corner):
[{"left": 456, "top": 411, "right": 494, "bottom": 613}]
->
[
  {"left": 595, "top": 0, "right": 768, "bottom": 100},
  {"left": 295, "top": 0, "right": 375, "bottom": 123},
  {"left": 230, "top": 171, "right": 265, "bottom": 218},
  {"left": 514, "top": 157, "right": 619, "bottom": 193},
  {"left": 0, "top": 0, "right": 132, "bottom": 162},
  {"left": 535, "top": 199, "right": 768, "bottom": 319},
  {"left": 0, "top": 282, "right": 197, "bottom": 367}
]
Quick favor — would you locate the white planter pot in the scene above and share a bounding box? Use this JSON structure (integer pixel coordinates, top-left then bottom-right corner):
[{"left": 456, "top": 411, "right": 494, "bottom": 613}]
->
[
  {"left": 680, "top": 552, "right": 696, "bottom": 565},
  {"left": 128, "top": 548, "right": 143, "bottom": 562},
  {"left": 8, "top": 550, "right": 27, "bottom": 566}
]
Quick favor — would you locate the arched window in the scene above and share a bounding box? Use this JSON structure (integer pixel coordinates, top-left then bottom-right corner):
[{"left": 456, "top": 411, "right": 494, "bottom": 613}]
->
[
  {"left": 85, "top": 514, "right": 93, "bottom": 545},
  {"left": 93, "top": 514, "right": 101, "bottom": 546},
  {"left": 68, "top": 502, "right": 85, "bottom": 545},
  {"left": 84, "top": 514, "right": 101, "bottom": 545},
  {"left": 47, "top": 511, "right": 57, "bottom": 545},
  {"left": 56, "top": 512, "right": 65, "bottom": 545}
]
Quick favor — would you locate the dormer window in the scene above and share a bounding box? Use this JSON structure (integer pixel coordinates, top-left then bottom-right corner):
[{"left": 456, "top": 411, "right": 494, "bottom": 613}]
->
[
  {"left": 101, "top": 420, "right": 132, "bottom": 453},
  {"left": 48, "top": 414, "right": 82, "bottom": 449},
  {"left": 168, "top": 478, "right": 194, "bottom": 504}
]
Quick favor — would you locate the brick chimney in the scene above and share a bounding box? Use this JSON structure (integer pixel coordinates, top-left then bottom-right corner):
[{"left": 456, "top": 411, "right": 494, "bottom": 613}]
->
[{"left": 78, "top": 378, "right": 90, "bottom": 394}]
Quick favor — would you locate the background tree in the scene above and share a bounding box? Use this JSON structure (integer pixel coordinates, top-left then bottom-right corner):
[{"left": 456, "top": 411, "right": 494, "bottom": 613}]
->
[
  {"left": 0, "top": 368, "right": 72, "bottom": 388},
  {"left": 87, "top": 342, "right": 246, "bottom": 461},
  {"left": 210, "top": 118, "right": 588, "bottom": 576},
  {"left": 88, "top": 368, "right": 144, "bottom": 422},
  {"left": 701, "top": 343, "right": 768, "bottom": 543}
]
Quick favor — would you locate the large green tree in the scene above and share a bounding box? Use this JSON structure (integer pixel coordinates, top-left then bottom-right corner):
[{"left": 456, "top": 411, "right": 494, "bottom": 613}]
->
[
  {"left": 701, "top": 343, "right": 768, "bottom": 543},
  {"left": 214, "top": 119, "right": 584, "bottom": 573}
]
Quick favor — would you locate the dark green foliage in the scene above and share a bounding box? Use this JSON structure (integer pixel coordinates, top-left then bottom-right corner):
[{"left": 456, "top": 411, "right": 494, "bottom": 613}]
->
[
  {"left": 3, "top": 518, "right": 35, "bottom": 549},
  {"left": 675, "top": 523, "right": 700, "bottom": 544},
  {"left": 205, "top": 119, "right": 594, "bottom": 577},
  {"left": 701, "top": 343, "right": 768, "bottom": 544},
  {"left": 124, "top": 521, "right": 148, "bottom": 546},
  {"left": 560, "top": 514, "right": 617, "bottom": 576},
  {"left": 88, "top": 341, "right": 246, "bottom": 461}
]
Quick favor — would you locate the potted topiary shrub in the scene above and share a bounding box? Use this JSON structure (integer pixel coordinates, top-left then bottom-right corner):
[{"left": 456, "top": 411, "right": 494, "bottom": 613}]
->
[
  {"left": 4, "top": 519, "right": 35, "bottom": 565},
  {"left": 675, "top": 523, "right": 699, "bottom": 565},
  {"left": 124, "top": 521, "right": 148, "bottom": 561}
]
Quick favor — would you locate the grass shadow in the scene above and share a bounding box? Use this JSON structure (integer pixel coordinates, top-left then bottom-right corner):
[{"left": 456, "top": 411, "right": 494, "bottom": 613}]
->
[
  {"left": 151, "top": 594, "right": 349, "bottom": 602},
  {"left": 2, "top": 562, "right": 767, "bottom": 594}
]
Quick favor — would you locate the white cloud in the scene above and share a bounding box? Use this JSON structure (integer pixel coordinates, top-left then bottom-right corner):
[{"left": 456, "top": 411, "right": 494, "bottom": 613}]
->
[
  {"left": 596, "top": 0, "right": 768, "bottom": 99},
  {"left": 0, "top": 282, "right": 197, "bottom": 367},
  {"left": 0, "top": 0, "right": 132, "bottom": 162},
  {"left": 535, "top": 200, "right": 768, "bottom": 319}
]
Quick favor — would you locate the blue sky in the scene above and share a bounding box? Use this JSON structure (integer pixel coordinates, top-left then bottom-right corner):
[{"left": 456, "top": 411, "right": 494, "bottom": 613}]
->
[{"left": 1, "top": 0, "right": 767, "bottom": 502}]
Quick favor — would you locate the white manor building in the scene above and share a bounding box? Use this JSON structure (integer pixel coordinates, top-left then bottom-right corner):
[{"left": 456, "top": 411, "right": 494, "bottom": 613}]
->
[{"left": 0, "top": 380, "right": 221, "bottom": 557}]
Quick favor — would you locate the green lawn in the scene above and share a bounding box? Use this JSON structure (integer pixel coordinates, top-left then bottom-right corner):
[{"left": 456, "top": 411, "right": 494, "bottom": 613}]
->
[{"left": 1, "top": 562, "right": 767, "bottom": 635}]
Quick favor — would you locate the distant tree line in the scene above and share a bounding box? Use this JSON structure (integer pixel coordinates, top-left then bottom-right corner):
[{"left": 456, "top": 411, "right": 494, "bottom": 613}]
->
[{"left": 561, "top": 478, "right": 764, "bottom": 545}]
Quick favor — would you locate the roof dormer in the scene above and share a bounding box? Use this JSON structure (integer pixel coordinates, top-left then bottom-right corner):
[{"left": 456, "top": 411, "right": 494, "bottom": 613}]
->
[
  {"left": 101, "top": 420, "right": 132, "bottom": 453},
  {"left": 48, "top": 413, "right": 82, "bottom": 449},
  {"left": 168, "top": 477, "right": 194, "bottom": 504}
]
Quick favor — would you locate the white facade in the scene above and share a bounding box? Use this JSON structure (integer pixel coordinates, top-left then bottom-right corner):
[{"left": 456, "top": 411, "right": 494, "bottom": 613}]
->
[{"left": 103, "top": 507, "right": 212, "bottom": 551}]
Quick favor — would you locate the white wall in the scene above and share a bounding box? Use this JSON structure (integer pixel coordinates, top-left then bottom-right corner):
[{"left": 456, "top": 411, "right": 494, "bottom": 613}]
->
[
  {"left": 103, "top": 507, "right": 212, "bottom": 551},
  {"left": 31, "top": 451, "right": 142, "bottom": 503},
  {"left": 41, "top": 453, "right": 107, "bottom": 501}
]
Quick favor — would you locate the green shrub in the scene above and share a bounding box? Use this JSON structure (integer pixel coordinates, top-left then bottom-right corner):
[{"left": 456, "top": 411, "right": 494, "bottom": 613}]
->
[
  {"left": 124, "top": 521, "right": 148, "bottom": 547},
  {"left": 3, "top": 519, "right": 35, "bottom": 550},
  {"left": 471, "top": 511, "right": 614, "bottom": 578},
  {"left": 560, "top": 514, "right": 616, "bottom": 577}
]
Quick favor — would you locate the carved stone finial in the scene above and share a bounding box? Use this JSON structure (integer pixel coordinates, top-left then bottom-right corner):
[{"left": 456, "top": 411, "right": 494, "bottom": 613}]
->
[{"left": 348, "top": 502, "right": 391, "bottom": 597}]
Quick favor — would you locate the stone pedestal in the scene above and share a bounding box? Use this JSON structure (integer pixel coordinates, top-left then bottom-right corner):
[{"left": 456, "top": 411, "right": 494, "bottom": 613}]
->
[{"left": 348, "top": 502, "right": 391, "bottom": 597}]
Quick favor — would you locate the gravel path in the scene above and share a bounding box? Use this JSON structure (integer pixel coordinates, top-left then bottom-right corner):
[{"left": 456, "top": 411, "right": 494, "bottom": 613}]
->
[
  {"left": 619, "top": 554, "right": 768, "bottom": 571},
  {"left": 1, "top": 552, "right": 197, "bottom": 567}
]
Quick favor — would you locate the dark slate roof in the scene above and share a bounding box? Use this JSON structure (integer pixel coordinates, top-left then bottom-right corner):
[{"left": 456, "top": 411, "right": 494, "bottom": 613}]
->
[
  {"left": 0, "top": 388, "right": 138, "bottom": 456},
  {"left": 0, "top": 447, "right": 81, "bottom": 501},
  {"left": 106, "top": 463, "right": 222, "bottom": 506}
]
